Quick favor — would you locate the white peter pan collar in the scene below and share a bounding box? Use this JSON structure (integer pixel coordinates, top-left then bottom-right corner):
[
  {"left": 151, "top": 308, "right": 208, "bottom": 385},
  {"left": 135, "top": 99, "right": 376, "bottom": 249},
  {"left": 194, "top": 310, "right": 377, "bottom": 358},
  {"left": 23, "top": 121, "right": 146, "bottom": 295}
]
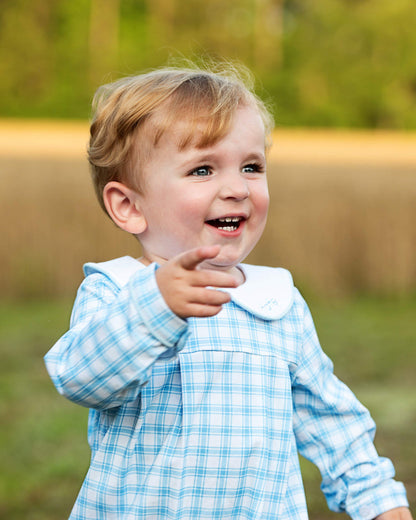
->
[
  {"left": 84, "top": 256, "right": 294, "bottom": 321},
  {"left": 228, "top": 264, "right": 294, "bottom": 320},
  {"left": 84, "top": 256, "right": 145, "bottom": 287}
]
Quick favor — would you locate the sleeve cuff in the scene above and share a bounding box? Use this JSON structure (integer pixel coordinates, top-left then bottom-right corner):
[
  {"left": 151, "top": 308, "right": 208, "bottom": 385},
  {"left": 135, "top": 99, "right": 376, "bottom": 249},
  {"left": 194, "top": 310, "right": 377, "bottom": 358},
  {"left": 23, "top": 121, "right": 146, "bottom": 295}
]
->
[
  {"left": 347, "top": 480, "right": 409, "bottom": 520},
  {"left": 130, "top": 262, "right": 190, "bottom": 355}
]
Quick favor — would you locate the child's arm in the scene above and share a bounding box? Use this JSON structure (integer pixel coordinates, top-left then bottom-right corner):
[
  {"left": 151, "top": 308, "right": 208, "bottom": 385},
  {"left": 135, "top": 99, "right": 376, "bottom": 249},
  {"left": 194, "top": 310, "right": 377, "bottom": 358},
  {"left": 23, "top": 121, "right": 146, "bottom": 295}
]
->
[
  {"left": 375, "top": 507, "right": 413, "bottom": 519},
  {"left": 155, "top": 245, "right": 240, "bottom": 318},
  {"left": 290, "top": 291, "right": 410, "bottom": 519},
  {"left": 45, "top": 261, "right": 189, "bottom": 409}
]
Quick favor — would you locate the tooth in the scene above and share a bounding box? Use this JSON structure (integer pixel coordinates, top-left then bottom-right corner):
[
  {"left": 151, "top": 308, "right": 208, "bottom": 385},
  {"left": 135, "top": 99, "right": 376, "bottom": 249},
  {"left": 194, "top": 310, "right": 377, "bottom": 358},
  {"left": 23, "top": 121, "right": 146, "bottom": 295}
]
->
[
  {"left": 218, "top": 225, "right": 237, "bottom": 231},
  {"left": 217, "top": 217, "right": 241, "bottom": 223}
]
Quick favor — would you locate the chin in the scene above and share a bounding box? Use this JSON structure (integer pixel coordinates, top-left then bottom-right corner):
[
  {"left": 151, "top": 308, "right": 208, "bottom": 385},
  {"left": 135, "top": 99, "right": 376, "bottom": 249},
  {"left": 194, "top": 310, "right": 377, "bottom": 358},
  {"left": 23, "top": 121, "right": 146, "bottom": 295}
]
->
[{"left": 207, "top": 252, "right": 245, "bottom": 270}]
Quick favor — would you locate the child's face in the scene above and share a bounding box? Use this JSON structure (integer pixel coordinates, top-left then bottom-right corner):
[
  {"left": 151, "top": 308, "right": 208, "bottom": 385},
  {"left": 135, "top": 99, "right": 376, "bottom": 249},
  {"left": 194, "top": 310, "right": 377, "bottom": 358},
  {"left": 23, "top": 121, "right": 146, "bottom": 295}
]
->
[{"left": 135, "top": 104, "right": 269, "bottom": 274}]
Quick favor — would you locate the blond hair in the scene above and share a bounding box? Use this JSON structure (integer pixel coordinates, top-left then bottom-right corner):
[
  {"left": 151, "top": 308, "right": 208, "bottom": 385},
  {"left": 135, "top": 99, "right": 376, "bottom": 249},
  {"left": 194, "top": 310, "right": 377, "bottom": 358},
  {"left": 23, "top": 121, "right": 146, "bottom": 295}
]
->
[{"left": 88, "top": 63, "right": 274, "bottom": 213}]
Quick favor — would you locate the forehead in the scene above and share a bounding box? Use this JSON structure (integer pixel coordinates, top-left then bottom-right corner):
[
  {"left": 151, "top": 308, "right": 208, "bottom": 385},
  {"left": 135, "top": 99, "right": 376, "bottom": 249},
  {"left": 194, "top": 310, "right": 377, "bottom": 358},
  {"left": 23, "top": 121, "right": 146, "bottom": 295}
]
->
[{"left": 152, "top": 102, "right": 265, "bottom": 152}]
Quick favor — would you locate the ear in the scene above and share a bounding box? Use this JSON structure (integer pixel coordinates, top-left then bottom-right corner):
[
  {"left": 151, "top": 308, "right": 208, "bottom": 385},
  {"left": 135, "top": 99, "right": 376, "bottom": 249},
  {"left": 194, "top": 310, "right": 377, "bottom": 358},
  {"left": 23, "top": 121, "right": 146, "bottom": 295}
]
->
[{"left": 103, "top": 181, "right": 147, "bottom": 234}]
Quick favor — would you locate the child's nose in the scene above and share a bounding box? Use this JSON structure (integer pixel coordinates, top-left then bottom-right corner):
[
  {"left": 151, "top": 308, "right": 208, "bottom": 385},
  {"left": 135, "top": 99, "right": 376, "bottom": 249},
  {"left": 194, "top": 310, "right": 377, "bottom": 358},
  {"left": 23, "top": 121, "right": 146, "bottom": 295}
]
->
[{"left": 220, "top": 171, "right": 250, "bottom": 201}]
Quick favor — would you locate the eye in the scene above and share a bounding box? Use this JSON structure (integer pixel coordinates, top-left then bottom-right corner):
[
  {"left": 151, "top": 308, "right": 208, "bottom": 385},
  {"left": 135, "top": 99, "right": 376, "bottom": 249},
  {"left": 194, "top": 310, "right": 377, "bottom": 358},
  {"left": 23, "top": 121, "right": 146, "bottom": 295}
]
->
[
  {"left": 242, "top": 163, "right": 264, "bottom": 174},
  {"left": 189, "top": 166, "right": 212, "bottom": 177}
]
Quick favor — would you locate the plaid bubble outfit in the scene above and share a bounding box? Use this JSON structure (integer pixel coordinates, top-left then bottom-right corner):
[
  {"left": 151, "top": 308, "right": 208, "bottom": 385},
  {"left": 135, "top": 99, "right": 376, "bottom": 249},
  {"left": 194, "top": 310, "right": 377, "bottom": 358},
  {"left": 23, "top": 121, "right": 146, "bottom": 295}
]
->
[{"left": 45, "top": 257, "right": 408, "bottom": 519}]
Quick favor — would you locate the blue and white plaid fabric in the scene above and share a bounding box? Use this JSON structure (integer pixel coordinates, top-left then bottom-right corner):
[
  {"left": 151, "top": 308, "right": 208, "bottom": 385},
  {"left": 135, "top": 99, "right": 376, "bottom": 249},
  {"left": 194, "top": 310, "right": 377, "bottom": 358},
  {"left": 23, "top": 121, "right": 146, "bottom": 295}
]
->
[{"left": 45, "top": 258, "right": 408, "bottom": 520}]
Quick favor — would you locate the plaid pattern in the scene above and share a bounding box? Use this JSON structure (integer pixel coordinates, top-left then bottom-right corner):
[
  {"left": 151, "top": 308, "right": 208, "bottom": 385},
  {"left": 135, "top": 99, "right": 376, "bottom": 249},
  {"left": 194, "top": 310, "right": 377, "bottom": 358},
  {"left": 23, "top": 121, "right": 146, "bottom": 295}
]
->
[{"left": 45, "top": 259, "right": 408, "bottom": 520}]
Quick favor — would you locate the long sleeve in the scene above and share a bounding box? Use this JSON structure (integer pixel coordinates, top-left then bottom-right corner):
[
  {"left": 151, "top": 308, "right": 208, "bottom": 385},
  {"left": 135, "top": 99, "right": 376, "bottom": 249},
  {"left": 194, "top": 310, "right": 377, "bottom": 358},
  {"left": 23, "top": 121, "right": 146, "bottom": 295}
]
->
[
  {"left": 291, "top": 291, "right": 409, "bottom": 520},
  {"left": 44, "top": 263, "right": 189, "bottom": 410}
]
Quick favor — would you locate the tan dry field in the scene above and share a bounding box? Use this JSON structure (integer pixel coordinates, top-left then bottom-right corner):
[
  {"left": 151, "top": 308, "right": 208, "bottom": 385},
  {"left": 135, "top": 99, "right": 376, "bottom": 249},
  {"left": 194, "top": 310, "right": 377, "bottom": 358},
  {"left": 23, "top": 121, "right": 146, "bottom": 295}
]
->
[
  {"left": 1, "top": 119, "right": 416, "bottom": 299},
  {"left": 1, "top": 118, "right": 415, "bottom": 164}
]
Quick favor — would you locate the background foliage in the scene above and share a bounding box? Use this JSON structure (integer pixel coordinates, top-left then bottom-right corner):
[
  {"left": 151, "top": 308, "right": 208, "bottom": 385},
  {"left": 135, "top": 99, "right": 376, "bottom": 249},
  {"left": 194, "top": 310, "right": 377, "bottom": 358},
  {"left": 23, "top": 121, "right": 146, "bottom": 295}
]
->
[{"left": 0, "top": 0, "right": 415, "bottom": 128}]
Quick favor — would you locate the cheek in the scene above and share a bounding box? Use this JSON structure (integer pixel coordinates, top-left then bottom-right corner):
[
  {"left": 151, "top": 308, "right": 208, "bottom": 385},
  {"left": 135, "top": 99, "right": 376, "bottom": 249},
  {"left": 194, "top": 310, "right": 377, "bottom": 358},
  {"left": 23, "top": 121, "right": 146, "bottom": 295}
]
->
[
  {"left": 151, "top": 185, "right": 202, "bottom": 221},
  {"left": 176, "top": 189, "right": 213, "bottom": 219},
  {"left": 254, "top": 185, "right": 270, "bottom": 220}
]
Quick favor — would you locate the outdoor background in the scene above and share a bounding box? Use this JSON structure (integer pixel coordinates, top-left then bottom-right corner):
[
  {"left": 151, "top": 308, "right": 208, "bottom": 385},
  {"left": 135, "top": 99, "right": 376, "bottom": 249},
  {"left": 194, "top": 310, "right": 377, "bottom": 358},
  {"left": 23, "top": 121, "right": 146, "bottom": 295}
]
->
[{"left": 0, "top": 1, "right": 415, "bottom": 518}]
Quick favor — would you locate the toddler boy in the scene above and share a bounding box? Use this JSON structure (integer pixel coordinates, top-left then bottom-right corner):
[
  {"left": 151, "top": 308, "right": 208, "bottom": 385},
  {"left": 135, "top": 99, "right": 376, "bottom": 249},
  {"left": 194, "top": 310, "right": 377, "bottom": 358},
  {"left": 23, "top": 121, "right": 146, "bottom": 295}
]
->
[{"left": 45, "top": 65, "right": 412, "bottom": 519}]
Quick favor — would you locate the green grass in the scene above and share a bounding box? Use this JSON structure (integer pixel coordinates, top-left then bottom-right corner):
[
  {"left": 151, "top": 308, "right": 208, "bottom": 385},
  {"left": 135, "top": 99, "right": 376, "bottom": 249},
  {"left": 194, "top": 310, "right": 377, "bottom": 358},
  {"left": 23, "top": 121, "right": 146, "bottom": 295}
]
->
[
  {"left": 0, "top": 297, "right": 414, "bottom": 519},
  {"left": 0, "top": 300, "right": 90, "bottom": 519}
]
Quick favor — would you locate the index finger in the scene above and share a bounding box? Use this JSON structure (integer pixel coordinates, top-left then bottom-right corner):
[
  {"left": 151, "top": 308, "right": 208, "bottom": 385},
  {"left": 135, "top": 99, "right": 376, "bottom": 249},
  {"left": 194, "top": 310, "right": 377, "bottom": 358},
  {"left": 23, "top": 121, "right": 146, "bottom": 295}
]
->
[{"left": 176, "top": 245, "right": 222, "bottom": 271}]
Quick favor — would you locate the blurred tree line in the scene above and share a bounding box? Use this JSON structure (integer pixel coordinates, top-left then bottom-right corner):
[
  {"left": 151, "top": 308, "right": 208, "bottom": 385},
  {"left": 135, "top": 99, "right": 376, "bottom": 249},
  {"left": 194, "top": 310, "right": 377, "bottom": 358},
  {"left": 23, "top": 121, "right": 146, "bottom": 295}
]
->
[{"left": 0, "top": 0, "right": 415, "bottom": 128}]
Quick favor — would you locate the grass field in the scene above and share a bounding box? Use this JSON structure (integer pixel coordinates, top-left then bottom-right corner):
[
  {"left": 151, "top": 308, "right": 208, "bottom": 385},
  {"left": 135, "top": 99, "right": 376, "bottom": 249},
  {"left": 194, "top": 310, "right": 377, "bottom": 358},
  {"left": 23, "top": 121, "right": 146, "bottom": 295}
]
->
[{"left": 0, "top": 297, "right": 415, "bottom": 519}]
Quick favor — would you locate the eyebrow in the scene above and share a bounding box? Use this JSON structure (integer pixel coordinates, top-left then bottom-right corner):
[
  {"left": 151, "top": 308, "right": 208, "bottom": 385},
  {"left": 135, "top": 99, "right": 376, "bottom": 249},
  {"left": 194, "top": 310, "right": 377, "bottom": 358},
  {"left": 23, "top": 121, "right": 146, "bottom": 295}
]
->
[{"left": 242, "top": 152, "right": 266, "bottom": 163}]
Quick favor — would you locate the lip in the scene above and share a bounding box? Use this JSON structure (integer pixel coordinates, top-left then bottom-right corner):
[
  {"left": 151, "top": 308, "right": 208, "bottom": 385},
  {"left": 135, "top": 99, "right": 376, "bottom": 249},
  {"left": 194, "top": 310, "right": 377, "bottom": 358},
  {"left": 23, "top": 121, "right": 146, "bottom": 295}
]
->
[
  {"left": 206, "top": 213, "right": 248, "bottom": 222},
  {"left": 205, "top": 214, "right": 247, "bottom": 237}
]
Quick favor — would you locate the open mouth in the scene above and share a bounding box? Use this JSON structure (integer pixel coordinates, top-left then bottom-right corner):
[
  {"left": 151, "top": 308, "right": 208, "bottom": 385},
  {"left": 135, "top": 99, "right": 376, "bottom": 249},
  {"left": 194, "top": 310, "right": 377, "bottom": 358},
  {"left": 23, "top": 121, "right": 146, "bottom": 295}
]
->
[{"left": 206, "top": 216, "right": 245, "bottom": 232}]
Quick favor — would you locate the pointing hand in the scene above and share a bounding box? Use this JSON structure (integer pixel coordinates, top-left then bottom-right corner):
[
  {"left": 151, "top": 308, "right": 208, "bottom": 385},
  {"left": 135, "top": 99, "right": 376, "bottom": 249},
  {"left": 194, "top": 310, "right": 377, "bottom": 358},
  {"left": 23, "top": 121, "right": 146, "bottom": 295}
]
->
[{"left": 155, "top": 245, "right": 241, "bottom": 318}]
